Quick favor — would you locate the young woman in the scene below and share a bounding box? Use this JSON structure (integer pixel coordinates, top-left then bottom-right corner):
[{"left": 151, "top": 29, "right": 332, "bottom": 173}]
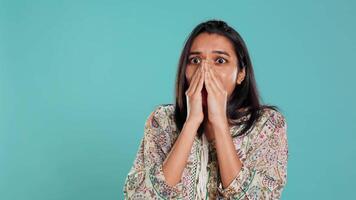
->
[{"left": 123, "top": 19, "right": 289, "bottom": 200}]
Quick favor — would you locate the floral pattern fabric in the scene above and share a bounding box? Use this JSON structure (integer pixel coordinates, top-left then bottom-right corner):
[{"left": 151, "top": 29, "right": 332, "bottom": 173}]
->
[{"left": 123, "top": 104, "right": 289, "bottom": 199}]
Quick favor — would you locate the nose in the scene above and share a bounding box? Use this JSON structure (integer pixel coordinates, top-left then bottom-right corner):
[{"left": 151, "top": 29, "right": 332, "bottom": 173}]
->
[
  {"left": 201, "top": 59, "right": 212, "bottom": 64},
  {"left": 200, "top": 59, "right": 212, "bottom": 71}
]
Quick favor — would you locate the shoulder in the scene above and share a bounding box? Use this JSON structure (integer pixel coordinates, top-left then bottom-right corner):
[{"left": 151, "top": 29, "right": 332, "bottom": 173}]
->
[
  {"left": 149, "top": 103, "right": 175, "bottom": 122},
  {"left": 151, "top": 103, "right": 175, "bottom": 119},
  {"left": 243, "top": 107, "right": 289, "bottom": 174},
  {"left": 144, "top": 104, "right": 177, "bottom": 153},
  {"left": 255, "top": 107, "right": 288, "bottom": 150},
  {"left": 259, "top": 106, "right": 287, "bottom": 129},
  {"left": 244, "top": 107, "right": 288, "bottom": 154},
  {"left": 145, "top": 103, "right": 176, "bottom": 131},
  {"left": 246, "top": 107, "right": 287, "bottom": 146}
]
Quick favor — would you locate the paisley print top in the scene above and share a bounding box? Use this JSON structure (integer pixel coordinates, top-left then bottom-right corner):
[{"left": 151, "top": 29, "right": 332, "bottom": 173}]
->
[{"left": 123, "top": 104, "right": 289, "bottom": 199}]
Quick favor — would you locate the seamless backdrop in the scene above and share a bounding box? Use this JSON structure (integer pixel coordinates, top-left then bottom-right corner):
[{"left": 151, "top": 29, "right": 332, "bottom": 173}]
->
[{"left": 1, "top": 0, "right": 355, "bottom": 199}]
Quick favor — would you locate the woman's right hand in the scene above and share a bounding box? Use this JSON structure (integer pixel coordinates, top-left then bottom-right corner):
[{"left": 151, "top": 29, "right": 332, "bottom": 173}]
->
[{"left": 185, "top": 65, "right": 205, "bottom": 125}]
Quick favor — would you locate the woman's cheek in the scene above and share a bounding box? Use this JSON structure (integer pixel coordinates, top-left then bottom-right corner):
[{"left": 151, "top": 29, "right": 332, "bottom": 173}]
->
[
  {"left": 224, "top": 67, "right": 238, "bottom": 83},
  {"left": 186, "top": 65, "right": 201, "bottom": 83},
  {"left": 185, "top": 67, "right": 194, "bottom": 84},
  {"left": 219, "top": 71, "right": 237, "bottom": 93}
]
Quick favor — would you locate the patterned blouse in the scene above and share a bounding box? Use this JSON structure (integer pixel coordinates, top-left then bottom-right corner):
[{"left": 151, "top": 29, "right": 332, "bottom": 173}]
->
[{"left": 123, "top": 104, "right": 288, "bottom": 199}]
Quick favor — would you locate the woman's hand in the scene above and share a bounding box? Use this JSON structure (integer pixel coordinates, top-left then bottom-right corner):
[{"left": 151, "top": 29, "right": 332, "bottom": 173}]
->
[
  {"left": 185, "top": 66, "right": 205, "bottom": 125},
  {"left": 204, "top": 62, "right": 228, "bottom": 126}
]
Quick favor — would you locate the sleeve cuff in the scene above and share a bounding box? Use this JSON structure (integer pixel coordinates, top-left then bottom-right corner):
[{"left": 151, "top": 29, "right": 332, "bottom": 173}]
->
[
  {"left": 149, "top": 163, "right": 184, "bottom": 199},
  {"left": 217, "top": 163, "right": 257, "bottom": 198}
]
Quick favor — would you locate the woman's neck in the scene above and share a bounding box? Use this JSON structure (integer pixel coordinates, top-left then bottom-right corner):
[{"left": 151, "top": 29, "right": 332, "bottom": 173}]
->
[
  {"left": 201, "top": 106, "right": 249, "bottom": 142},
  {"left": 202, "top": 117, "right": 215, "bottom": 142}
]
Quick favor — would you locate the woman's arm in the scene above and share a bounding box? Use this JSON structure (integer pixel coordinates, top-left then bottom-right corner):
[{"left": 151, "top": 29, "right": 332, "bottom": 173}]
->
[
  {"left": 163, "top": 61, "right": 204, "bottom": 185},
  {"left": 211, "top": 118, "right": 243, "bottom": 189},
  {"left": 123, "top": 105, "right": 188, "bottom": 199},
  {"left": 215, "top": 111, "right": 289, "bottom": 199},
  {"left": 124, "top": 63, "right": 204, "bottom": 199},
  {"left": 163, "top": 63, "right": 205, "bottom": 186},
  {"left": 162, "top": 119, "right": 199, "bottom": 186}
]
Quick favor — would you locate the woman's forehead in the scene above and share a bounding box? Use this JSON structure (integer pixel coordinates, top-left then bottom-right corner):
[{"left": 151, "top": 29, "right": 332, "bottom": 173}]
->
[{"left": 190, "top": 33, "right": 235, "bottom": 54}]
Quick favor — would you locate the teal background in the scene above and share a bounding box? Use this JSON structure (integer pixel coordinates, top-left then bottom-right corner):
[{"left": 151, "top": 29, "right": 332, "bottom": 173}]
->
[{"left": 1, "top": 0, "right": 355, "bottom": 199}]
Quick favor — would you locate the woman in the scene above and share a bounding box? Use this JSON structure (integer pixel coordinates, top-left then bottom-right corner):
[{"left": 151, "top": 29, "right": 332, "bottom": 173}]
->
[{"left": 123, "top": 19, "right": 288, "bottom": 200}]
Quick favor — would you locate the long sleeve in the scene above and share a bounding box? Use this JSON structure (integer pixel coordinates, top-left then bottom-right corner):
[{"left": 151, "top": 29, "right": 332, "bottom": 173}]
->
[
  {"left": 123, "top": 105, "right": 184, "bottom": 200},
  {"left": 217, "top": 110, "right": 289, "bottom": 200}
]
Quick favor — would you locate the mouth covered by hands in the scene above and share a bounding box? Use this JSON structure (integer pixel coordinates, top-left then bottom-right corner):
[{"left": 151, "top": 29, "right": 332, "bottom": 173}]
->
[
  {"left": 185, "top": 59, "right": 228, "bottom": 126},
  {"left": 201, "top": 60, "right": 228, "bottom": 125}
]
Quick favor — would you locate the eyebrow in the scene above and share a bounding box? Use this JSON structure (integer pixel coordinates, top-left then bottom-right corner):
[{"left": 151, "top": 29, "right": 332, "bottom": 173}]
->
[{"left": 188, "top": 50, "right": 231, "bottom": 57}]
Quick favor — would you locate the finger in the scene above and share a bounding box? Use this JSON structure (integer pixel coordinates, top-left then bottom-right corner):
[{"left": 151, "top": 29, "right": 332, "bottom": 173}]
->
[
  {"left": 206, "top": 66, "right": 219, "bottom": 93},
  {"left": 193, "top": 66, "right": 204, "bottom": 94},
  {"left": 186, "top": 67, "right": 201, "bottom": 94},
  {"left": 190, "top": 67, "right": 202, "bottom": 94},
  {"left": 208, "top": 67, "right": 224, "bottom": 92},
  {"left": 203, "top": 62, "right": 214, "bottom": 93},
  {"left": 204, "top": 68, "right": 216, "bottom": 95},
  {"left": 190, "top": 67, "right": 202, "bottom": 91}
]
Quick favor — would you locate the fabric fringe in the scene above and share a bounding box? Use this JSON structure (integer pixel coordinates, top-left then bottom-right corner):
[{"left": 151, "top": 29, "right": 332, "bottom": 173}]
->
[{"left": 195, "top": 133, "right": 209, "bottom": 200}]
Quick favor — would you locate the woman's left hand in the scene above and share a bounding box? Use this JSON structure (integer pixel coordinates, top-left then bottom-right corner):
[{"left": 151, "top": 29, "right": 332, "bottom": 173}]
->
[{"left": 203, "top": 61, "right": 228, "bottom": 126}]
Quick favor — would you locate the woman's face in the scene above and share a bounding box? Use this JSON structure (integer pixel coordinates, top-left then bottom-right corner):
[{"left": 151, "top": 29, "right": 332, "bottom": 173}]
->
[{"left": 185, "top": 32, "right": 244, "bottom": 106}]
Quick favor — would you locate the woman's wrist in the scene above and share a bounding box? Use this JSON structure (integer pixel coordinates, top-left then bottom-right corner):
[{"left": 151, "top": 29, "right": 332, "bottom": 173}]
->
[{"left": 184, "top": 118, "right": 201, "bottom": 132}]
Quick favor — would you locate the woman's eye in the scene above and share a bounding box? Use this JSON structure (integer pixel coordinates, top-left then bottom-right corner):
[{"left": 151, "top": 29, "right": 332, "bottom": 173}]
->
[
  {"left": 189, "top": 57, "right": 201, "bottom": 64},
  {"left": 216, "top": 57, "right": 227, "bottom": 64}
]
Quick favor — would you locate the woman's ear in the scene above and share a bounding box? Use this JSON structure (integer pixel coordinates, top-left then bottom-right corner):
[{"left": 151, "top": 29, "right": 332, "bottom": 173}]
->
[{"left": 236, "top": 67, "right": 246, "bottom": 85}]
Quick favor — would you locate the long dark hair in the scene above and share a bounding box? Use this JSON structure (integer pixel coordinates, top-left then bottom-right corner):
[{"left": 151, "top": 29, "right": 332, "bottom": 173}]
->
[{"left": 174, "top": 19, "right": 279, "bottom": 138}]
